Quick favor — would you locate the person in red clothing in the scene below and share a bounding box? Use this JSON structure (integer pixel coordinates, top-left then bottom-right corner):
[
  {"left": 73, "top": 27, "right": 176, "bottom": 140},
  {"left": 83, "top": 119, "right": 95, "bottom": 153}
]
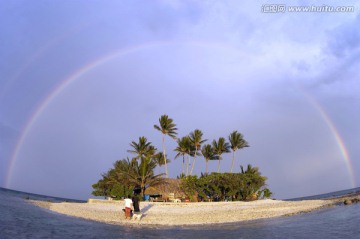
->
[{"left": 123, "top": 195, "right": 133, "bottom": 219}]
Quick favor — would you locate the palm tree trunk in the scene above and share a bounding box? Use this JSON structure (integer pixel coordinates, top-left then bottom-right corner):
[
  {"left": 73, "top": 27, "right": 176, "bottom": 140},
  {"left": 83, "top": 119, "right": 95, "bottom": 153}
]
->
[
  {"left": 206, "top": 160, "right": 208, "bottom": 174},
  {"left": 141, "top": 182, "right": 145, "bottom": 199},
  {"left": 182, "top": 155, "right": 185, "bottom": 176},
  {"left": 230, "top": 150, "right": 235, "bottom": 173},
  {"left": 189, "top": 146, "right": 197, "bottom": 175},
  {"left": 217, "top": 156, "right": 221, "bottom": 173},
  {"left": 186, "top": 155, "right": 189, "bottom": 176},
  {"left": 190, "top": 157, "right": 196, "bottom": 175},
  {"left": 162, "top": 133, "right": 168, "bottom": 178}
]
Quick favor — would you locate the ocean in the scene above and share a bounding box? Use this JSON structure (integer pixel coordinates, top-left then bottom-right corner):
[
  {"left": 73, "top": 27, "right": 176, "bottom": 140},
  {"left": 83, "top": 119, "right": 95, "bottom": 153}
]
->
[{"left": 0, "top": 187, "right": 359, "bottom": 239}]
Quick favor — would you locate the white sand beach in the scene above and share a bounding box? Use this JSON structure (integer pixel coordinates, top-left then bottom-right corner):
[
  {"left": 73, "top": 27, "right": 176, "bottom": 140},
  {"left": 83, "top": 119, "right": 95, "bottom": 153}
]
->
[{"left": 30, "top": 199, "right": 338, "bottom": 226}]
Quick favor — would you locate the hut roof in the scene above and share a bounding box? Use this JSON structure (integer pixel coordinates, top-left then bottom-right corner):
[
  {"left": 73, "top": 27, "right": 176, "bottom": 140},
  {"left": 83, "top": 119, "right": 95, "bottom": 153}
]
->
[{"left": 145, "top": 178, "right": 185, "bottom": 198}]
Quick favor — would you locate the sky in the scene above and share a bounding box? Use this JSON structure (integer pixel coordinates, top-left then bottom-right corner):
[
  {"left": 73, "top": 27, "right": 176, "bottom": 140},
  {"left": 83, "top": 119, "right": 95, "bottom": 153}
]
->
[{"left": 0, "top": 0, "right": 359, "bottom": 200}]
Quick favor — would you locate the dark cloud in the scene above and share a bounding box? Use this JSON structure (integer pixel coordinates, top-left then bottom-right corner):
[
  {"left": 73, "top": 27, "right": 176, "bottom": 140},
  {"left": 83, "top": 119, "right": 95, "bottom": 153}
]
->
[{"left": 325, "top": 13, "right": 360, "bottom": 58}]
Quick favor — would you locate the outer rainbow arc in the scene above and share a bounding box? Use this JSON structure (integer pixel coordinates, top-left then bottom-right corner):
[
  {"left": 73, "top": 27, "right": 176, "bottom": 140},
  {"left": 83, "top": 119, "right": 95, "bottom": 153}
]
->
[{"left": 5, "top": 41, "right": 357, "bottom": 189}]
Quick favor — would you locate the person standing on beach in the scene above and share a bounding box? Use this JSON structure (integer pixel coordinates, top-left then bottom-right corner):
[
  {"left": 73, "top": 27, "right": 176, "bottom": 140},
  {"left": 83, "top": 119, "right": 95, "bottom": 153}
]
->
[
  {"left": 132, "top": 194, "right": 140, "bottom": 213},
  {"left": 124, "top": 195, "right": 133, "bottom": 219}
]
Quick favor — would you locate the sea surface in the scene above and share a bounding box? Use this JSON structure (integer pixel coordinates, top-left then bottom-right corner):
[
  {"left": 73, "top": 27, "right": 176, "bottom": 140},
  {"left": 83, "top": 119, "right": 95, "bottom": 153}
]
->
[{"left": 0, "top": 187, "right": 359, "bottom": 239}]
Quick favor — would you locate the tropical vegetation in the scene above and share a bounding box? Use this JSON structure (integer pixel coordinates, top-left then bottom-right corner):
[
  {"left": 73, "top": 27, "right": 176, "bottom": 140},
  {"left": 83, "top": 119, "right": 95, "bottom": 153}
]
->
[
  {"left": 92, "top": 114, "right": 272, "bottom": 201},
  {"left": 180, "top": 165, "right": 270, "bottom": 201}
]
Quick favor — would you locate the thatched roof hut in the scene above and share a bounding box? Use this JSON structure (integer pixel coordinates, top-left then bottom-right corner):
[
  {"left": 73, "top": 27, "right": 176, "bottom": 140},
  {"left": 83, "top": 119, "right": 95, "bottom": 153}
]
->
[{"left": 145, "top": 178, "right": 186, "bottom": 198}]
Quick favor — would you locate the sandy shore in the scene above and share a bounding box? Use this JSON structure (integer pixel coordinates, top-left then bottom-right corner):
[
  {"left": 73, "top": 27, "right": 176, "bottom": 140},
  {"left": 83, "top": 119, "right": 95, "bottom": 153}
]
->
[{"left": 29, "top": 199, "right": 339, "bottom": 226}]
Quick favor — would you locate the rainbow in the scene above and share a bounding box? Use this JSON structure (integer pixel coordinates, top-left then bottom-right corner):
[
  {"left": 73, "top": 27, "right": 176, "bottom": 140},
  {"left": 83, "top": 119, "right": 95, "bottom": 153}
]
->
[
  {"left": 5, "top": 41, "right": 357, "bottom": 188},
  {"left": 5, "top": 40, "right": 234, "bottom": 187},
  {"left": 304, "top": 93, "right": 357, "bottom": 188}
]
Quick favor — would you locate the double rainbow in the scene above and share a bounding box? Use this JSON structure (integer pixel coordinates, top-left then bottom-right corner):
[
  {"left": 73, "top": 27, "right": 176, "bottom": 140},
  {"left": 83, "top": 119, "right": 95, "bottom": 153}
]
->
[{"left": 5, "top": 41, "right": 357, "bottom": 188}]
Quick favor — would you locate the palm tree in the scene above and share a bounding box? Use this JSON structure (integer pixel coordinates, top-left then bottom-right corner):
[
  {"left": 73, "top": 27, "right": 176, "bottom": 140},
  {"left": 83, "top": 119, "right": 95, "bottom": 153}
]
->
[
  {"left": 201, "top": 144, "right": 218, "bottom": 174},
  {"left": 240, "top": 164, "right": 260, "bottom": 175},
  {"left": 174, "top": 136, "right": 192, "bottom": 175},
  {"left": 116, "top": 157, "right": 164, "bottom": 198},
  {"left": 154, "top": 115, "right": 178, "bottom": 178},
  {"left": 228, "top": 130, "right": 249, "bottom": 173},
  {"left": 189, "top": 129, "right": 207, "bottom": 175},
  {"left": 240, "top": 164, "right": 266, "bottom": 200},
  {"left": 212, "top": 137, "right": 231, "bottom": 173},
  {"left": 127, "top": 136, "right": 156, "bottom": 160}
]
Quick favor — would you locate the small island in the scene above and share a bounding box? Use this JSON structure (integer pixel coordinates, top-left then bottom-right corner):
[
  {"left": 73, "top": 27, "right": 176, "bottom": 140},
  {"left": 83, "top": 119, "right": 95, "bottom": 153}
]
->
[
  {"left": 29, "top": 115, "right": 359, "bottom": 226},
  {"left": 31, "top": 198, "right": 339, "bottom": 226}
]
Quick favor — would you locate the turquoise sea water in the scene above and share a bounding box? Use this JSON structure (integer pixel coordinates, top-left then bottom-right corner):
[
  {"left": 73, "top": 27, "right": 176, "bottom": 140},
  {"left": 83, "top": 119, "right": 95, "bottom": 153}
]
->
[{"left": 0, "top": 187, "right": 359, "bottom": 239}]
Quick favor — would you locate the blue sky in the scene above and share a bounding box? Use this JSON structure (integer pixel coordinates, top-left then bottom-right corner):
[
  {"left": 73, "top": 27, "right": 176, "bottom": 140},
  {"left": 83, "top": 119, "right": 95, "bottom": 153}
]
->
[{"left": 1, "top": 0, "right": 359, "bottom": 200}]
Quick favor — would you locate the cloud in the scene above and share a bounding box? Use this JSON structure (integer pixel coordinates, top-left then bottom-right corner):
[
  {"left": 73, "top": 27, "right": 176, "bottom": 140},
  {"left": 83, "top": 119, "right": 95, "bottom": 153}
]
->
[
  {"left": 303, "top": 12, "right": 360, "bottom": 88},
  {"left": 2, "top": 0, "right": 359, "bottom": 200},
  {"left": 325, "top": 13, "right": 360, "bottom": 58}
]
